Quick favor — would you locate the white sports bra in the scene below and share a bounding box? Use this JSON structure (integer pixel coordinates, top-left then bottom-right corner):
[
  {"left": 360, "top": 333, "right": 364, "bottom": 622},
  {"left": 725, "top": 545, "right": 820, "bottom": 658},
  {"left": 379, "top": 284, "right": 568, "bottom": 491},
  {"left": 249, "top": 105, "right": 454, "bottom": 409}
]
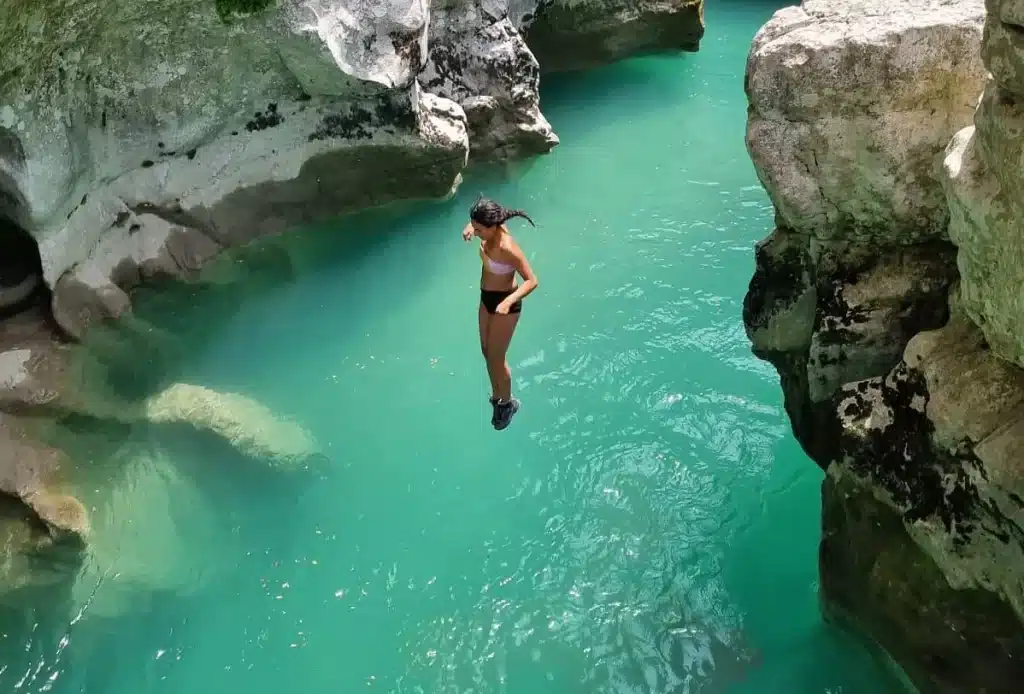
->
[{"left": 484, "top": 253, "right": 515, "bottom": 275}]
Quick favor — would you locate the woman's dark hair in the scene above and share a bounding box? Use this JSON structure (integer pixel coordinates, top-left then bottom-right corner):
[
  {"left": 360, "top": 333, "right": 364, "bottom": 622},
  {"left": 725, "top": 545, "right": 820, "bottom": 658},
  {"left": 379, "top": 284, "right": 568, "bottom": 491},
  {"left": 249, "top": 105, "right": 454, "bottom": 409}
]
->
[{"left": 469, "top": 195, "right": 535, "bottom": 228}]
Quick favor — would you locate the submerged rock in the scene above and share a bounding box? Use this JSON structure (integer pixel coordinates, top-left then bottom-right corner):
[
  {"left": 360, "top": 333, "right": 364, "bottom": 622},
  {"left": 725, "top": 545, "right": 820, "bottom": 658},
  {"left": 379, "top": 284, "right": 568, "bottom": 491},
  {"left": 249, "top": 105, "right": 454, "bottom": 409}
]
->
[
  {"left": 142, "top": 383, "right": 322, "bottom": 470},
  {"left": 68, "top": 446, "right": 226, "bottom": 619}
]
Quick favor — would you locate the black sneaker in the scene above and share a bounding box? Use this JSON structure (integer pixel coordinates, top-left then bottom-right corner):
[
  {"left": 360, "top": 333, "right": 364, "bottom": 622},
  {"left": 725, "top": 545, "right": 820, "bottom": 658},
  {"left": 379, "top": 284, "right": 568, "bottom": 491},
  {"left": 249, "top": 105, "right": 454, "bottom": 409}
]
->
[
  {"left": 489, "top": 396, "right": 499, "bottom": 426},
  {"left": 493, "top": 397, "right": 520, "bottom": 431}
]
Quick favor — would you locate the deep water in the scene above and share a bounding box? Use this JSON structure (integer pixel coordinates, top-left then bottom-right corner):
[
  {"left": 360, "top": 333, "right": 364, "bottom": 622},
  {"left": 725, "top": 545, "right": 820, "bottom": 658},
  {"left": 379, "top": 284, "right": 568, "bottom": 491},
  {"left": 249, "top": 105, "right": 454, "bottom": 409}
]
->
[{"left": 1, "top": 2, "right": 910, "bottom": 692}]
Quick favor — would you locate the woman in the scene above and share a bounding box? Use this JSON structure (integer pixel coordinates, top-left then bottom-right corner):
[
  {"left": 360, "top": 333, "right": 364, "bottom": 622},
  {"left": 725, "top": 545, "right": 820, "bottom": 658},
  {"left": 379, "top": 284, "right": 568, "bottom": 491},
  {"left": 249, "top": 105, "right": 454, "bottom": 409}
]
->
[{"left": 462, "top": 196, "right": 539, "bottom": 430}]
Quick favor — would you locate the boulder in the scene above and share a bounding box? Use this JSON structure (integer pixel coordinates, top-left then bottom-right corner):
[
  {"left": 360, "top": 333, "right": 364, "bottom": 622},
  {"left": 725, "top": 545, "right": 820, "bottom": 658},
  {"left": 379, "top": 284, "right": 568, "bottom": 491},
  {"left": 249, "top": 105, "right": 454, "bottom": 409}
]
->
[
  {"left": 745, "top": 0, "right": 986, "bottom": 245},
  {"left": 742, "top": 0, "right": 986, "bottom": 460},
  {"left": 424, "top": 6, "right": 559, "bottom": 160},
  {"left": 526, "top": 0, "right": 704, "bottom": 73}
]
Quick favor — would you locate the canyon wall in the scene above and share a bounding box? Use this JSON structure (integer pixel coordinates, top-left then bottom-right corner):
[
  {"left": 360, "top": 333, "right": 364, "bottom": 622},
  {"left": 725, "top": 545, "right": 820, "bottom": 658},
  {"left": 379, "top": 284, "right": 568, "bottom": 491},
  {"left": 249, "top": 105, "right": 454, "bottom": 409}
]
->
[{"left": 743, "top": 0, "right": 1024, "bottom": 690}]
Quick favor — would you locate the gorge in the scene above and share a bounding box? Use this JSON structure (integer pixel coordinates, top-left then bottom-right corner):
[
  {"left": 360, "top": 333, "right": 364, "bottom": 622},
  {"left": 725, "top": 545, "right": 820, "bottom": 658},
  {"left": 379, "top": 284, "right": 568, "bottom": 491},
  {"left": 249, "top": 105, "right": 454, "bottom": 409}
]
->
[{"left": 2, "top": 0, "right": 1022, "bottom": 691}]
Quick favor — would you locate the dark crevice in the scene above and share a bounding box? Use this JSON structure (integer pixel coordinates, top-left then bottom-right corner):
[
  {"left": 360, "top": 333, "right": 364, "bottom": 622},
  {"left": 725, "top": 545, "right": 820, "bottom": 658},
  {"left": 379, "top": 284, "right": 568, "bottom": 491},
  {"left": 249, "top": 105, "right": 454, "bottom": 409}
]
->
[
  {"left": 0, "top": 175, "right": 53, "bottom": 325},
  {"left": 1001, "top": 21, "right": 1024, "bottom": 40}
]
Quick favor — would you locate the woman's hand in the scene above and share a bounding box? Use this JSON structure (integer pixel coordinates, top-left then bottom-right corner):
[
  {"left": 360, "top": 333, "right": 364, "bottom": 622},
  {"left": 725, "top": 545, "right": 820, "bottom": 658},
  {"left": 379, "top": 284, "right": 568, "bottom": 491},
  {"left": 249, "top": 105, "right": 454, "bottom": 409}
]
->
[
  {"left": 495, "top": 301, "right": 511, "bottom": 315},
  {"left": 462, "top": 223, "right": 474, "bottom": 242}
]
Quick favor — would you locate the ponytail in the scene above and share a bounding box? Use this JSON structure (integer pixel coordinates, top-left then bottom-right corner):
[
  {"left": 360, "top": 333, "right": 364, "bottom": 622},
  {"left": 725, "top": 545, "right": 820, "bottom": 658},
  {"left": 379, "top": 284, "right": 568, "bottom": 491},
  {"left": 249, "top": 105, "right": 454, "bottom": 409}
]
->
[
  {"left": 470, "top": 195, "right": 536, "bottom": 228},
  {"left": 504, "top": 209, "right": 536, "bottom": 227}
]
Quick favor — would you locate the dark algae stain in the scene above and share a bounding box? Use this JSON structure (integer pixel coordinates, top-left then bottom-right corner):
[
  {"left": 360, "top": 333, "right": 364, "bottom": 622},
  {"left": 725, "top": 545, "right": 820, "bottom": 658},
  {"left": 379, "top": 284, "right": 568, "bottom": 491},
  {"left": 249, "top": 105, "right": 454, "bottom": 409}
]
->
[
  {"left": 246, "top": 104, "right": 284, "bottom": 133},
  {"left": 308, "top": 98, "right": 416, "bottom": 142},
  {"left": 215, "top": 0, "right": 274, "bottom": 21},
  {"left": 837, "top": 364, "right": 981, "bottom": 541}
]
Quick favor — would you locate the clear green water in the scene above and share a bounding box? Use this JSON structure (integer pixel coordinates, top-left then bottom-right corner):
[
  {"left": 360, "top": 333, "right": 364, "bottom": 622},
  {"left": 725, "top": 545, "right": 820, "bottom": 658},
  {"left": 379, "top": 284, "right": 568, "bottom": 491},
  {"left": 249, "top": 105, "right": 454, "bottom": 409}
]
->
[{"left": 4, "top": 2, "right": 909, "bottom": 692}]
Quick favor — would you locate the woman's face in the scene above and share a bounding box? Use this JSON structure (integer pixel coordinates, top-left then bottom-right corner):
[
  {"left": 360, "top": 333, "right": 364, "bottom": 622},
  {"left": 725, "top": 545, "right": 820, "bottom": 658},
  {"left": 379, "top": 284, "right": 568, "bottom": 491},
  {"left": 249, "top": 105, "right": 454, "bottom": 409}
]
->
[{"left": 471, "top": 220, "right": 496, "bottom": 240}]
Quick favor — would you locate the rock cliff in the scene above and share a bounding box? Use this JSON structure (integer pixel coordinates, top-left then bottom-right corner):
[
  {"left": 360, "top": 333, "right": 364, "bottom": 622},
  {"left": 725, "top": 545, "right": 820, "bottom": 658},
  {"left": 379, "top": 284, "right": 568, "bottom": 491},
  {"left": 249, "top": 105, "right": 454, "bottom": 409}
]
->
[
  {"left": 743, "top": 0, "right": 1024, "bottom": 690},
  {"left": 0, "top": 0, "right": 704, "bottom": 341}
]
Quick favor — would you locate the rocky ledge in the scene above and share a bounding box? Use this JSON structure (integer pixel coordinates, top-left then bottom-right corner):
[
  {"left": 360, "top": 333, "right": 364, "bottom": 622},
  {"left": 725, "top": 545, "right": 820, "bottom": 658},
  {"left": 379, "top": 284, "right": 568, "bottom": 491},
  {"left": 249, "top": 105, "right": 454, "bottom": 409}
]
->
[
  {"left": 743, "top": 0, "right": 1024, "bottom": 690},
  {"left": 0, "top": 0, "right": 705, "bottom": 341}
]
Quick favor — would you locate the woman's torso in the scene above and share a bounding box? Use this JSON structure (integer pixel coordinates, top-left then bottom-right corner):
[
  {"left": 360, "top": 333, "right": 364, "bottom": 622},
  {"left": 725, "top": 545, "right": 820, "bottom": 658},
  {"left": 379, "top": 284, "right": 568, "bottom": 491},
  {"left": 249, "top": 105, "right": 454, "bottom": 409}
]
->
[{"left": 479, "top": 235, "right": 518, "bottom": 292}]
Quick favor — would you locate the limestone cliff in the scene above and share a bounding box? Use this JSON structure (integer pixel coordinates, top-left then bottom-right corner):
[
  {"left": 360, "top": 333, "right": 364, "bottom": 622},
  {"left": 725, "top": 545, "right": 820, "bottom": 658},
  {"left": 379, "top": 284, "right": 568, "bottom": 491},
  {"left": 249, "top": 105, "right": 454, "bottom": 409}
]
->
[
  {"left": 743, "top": 0, "right": 1024, "bottom": 690},
  {"left": 0, "top": 0, "right": 704, "bottom": 341}
]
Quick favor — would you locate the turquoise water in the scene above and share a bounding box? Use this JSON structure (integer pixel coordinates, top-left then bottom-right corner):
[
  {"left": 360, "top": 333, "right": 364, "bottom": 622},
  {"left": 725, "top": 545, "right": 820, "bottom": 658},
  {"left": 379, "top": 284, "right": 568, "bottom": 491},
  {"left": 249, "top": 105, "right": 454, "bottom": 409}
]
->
[{"left": 3, "top": 2, "right": 909, "bottom": 692}]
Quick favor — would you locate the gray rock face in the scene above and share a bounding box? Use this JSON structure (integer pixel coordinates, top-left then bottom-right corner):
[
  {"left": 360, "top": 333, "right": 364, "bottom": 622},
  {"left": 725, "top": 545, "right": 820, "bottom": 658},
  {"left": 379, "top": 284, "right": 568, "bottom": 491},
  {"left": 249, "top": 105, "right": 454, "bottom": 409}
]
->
[
  {"left": 745, "top": 0, "right": 987, "bottom": 246},
  {"left": 944, "top": 7, "right": 1024, "bottom": 367},
  {"left": 741, "top": 0, "right": 1024, "bottom": 690},
  {"left": 741, "top": 0, "right": 985, "bottom": 462},
  {"left": 825, "top": 295, "right": 1024, "bottom": 692},
  {"left": 423, "top": 6, "right": 559, "bottom": 161}
]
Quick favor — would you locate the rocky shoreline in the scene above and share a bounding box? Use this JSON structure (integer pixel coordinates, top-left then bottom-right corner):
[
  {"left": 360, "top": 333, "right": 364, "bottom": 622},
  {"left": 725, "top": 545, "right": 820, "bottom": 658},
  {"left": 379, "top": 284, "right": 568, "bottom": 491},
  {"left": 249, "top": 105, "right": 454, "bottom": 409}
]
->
[{"left": 743, "top": 0, "right": 1024, "bottom": 690}]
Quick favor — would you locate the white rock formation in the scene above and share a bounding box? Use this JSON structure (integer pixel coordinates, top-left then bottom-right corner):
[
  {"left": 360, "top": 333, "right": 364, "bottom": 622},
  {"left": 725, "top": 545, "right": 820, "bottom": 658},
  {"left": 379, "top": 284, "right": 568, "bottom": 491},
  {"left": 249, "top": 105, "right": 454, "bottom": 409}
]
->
[
  {"left": 0, "top": 0, "right": 706, "bottom": 341},
  {"left": 742, "top": 0, "right": 986, "bottom": 463},
  {"left": 423, "top": 6, "right": 560, "bottom": 160},
  {"left": 745, "top": 0, "right": 987, "bottom": 246}
]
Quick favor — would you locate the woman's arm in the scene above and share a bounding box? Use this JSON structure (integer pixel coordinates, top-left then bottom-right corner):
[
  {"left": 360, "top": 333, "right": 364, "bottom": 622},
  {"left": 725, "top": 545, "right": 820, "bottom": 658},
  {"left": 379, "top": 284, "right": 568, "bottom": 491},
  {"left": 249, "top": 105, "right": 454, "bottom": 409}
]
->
[{"left": 496, "top": 247, "right": 539, "bottom": 313}]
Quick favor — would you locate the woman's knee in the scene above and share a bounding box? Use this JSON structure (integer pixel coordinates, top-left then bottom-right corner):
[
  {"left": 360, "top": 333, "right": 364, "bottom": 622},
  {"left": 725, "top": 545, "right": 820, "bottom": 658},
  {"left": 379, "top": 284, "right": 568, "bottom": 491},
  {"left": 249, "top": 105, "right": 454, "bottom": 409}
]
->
[{"left": 485, "top": 350, "right": 507, "bottom": 370}]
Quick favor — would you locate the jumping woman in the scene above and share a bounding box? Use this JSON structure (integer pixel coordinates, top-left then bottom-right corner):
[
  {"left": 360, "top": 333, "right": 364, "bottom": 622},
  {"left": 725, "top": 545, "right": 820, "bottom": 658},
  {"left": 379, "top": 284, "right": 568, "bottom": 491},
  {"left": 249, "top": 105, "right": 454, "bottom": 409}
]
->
[{"left": 462, "top": 196, "right": 539, "bottom": 430}]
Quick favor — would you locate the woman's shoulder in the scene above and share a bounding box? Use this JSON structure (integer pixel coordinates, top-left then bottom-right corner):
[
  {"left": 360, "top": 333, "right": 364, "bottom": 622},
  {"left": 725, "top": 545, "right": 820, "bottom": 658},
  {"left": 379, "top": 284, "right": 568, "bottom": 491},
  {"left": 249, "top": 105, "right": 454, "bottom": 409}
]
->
[{"left": 500, "top": 234, "right": 523, "bottom": 255}]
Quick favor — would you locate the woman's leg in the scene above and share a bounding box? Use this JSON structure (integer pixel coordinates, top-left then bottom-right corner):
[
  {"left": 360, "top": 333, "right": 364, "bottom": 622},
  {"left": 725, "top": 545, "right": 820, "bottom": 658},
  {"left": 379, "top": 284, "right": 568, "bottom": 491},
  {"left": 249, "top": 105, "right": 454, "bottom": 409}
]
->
[
  {"left": 478, "top": 303, "right": 497, "bottom": 400},
  {"left": 486, "top": 312, "right": 521, "bottom": 405}
]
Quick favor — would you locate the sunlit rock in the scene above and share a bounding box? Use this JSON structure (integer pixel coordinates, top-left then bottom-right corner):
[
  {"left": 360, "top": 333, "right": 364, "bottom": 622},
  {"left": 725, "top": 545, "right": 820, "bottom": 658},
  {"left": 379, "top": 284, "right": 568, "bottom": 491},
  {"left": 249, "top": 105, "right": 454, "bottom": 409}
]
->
[
  {"left": 424, "top": 8, "right": 559, "bottom": 160},
  {"left": 741, "top": 0, "right": 1024, "bottom": 689},
  {"left": 745, "top": 0, "right": 986, "bottom": 245},
  {"left": 0, "top": 0, "right": 710, "bottom": 341},
  {"left": 944, "top": 85, "right": 1024, "bottom": 367}
]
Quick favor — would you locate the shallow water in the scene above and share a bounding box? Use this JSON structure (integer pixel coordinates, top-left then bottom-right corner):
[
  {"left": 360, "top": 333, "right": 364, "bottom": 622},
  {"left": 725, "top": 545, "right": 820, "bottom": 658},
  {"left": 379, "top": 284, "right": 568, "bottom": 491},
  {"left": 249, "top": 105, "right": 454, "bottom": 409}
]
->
[{"left": 3, "top": 2, "right": 908, "bottom": 692}]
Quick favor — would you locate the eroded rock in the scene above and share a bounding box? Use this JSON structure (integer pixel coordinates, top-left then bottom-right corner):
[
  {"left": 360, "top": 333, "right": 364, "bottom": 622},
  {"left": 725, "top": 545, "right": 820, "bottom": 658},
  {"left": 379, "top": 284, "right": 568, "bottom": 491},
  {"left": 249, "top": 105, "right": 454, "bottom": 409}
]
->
[
  {"left": 944, "top": 85, "right": 1024, "bottom": 368},
  {"left": 826, "top": 297, "right": 1024, "bottom": 692},
  {"left": 744, "top": 0, "right": 1024, "bottom": 690},
  {"left": 424, "top": 9, "right": 558, "bottom": 159},
  {"left": 0, "top": 0, "right": 709, "bottom": 344},
  {"left": 743, "top": 231, "right": 957, "bottom": 463},
  {"left": 526, "top": 0, "right": 705, "bottom": 73}
]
